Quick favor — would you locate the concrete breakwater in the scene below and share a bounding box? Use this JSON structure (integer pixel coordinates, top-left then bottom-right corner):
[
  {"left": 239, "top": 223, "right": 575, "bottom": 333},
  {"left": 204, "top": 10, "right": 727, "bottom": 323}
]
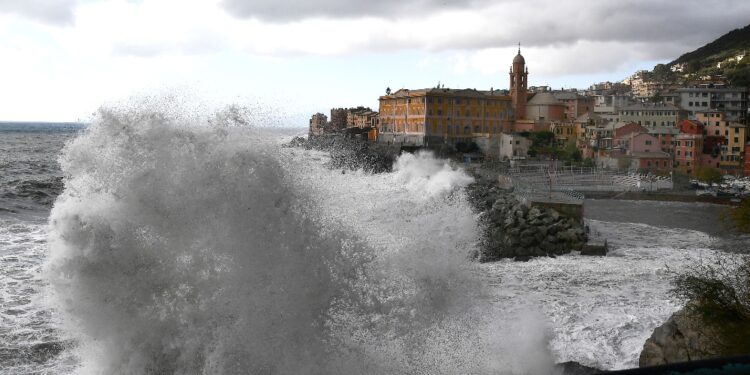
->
[{"left": 467, "top": 181, "right": 591, "bottom": 261}]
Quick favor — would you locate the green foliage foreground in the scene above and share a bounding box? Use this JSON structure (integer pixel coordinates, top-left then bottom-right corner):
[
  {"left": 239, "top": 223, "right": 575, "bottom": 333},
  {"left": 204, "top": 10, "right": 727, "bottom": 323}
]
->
[
  {"left": 672, "top": 256, "right": 750, "bottom": 356},
  {"left": 671, "top": 199, "right": 750, "bottom": 356}
]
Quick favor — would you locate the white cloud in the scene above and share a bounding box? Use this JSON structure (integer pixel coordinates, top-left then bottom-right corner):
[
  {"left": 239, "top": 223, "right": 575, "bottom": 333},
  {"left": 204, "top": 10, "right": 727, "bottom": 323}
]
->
[{"left": 0, "top": 0, "right": 76, "bottom": 26}]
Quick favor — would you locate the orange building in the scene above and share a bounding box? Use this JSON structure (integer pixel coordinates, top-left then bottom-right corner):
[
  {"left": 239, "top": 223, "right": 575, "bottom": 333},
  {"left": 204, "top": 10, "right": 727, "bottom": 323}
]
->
[{"left": 378, "top": 88, "right": 513, "bottom": 146}]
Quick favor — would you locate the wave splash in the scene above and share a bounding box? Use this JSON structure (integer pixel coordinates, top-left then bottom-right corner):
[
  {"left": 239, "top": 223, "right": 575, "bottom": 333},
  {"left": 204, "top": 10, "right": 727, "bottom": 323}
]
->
[{"left": 45, "top": 99, "right": 554, "bottom": 374}]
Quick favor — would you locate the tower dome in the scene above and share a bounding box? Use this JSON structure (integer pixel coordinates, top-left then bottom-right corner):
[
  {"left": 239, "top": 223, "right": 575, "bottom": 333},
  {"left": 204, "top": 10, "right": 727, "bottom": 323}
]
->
[{"left": 513, "top": 43, "right": 525, "bottom": 64}]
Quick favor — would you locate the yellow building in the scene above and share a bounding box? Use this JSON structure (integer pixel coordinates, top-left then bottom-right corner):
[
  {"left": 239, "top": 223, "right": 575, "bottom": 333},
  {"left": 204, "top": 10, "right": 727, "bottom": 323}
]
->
[
  {"left": 378, "top": 88, "right": 513, "bottom": 146},
  {"left": 550, "top": 122, "right": 577, "bottom": 146},
  {"left": 722, "top": 122, "right": 748, "bottom": 173}
]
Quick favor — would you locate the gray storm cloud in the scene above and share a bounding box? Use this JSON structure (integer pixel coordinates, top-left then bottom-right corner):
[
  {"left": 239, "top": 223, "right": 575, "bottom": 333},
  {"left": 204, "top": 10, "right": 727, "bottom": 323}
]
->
[
  {"left": 220, "top": 0, "right": 750, "bottom": 56},
  {"left": 220, "top": 0, "right": 488, "bottom": 22},
  {"left": 0, "top": 0, "right": 76, "bottom": 26}
]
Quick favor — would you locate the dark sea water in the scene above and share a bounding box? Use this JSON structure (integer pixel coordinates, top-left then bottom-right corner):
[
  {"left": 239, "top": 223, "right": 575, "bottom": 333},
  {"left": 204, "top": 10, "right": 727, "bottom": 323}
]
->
[
  {"left": 0, "top": 115, "right": 745, "bottom": 374},
  {"left": 0, "top": 122, "right": 84, "bottom": 374}
]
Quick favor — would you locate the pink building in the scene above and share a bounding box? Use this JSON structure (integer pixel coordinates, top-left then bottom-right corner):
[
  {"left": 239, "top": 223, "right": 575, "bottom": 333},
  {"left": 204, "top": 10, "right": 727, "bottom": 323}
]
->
[
  {"left": 632, "top": 152, "right": 672, "bottom": 172},
  {"left": 674, "top": 134, "right": 703, "bottom": 175},
  {"left": 696, "top": 110, "right": 729, "bottom": 137},
  {"left": 629, "top": 133, "right": 662, "bottom": 154}
]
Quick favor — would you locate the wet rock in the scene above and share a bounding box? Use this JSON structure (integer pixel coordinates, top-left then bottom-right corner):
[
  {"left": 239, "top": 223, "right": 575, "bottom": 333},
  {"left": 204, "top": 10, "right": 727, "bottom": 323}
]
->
[
  {"left": 467, "top": 180, "right": 588, "bottom": 261},
  {"left": 639, "top": 307, "right": 716, "bottom": 367},
  {"left": 581, "top": 242, "right": 608, "bottom": 256},
  {"left": 555, "top": 361, "right": 602, "bottom": 375}
]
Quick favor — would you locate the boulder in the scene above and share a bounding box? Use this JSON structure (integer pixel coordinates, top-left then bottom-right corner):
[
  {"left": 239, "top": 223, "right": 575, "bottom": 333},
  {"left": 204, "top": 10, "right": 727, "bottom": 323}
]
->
[{"left": 639, "top": 308, "right": 716, "bottom": 367}]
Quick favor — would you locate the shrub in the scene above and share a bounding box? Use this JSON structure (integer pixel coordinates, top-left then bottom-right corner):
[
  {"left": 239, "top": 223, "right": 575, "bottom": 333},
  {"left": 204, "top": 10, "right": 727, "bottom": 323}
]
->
[{"left": 671, "top": 256, "right": 750, "bottom": 355}]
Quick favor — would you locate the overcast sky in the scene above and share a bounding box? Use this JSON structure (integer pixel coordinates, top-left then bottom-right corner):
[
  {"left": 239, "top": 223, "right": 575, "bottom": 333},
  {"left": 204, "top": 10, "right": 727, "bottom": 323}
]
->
[{"left": 1, "top": 0, "right": 749, "bottom": 124}]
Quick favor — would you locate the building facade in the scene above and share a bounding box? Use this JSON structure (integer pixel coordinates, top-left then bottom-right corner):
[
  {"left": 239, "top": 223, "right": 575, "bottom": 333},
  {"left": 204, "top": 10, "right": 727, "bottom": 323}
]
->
[
  {"left": 553, "top": 92, "right": 594, "bottom": 120},
  {"left": 676, "top": 86, "right": 748, "bottom": 123},
  {"left": 617, "top": 103, "right": 685, "bottom": 128},
  {"left": 378, "top": 88, "right": 513, "bottom": 146},
  {"left": 309, "top": 113, "right": 328, "bottom": 137}
]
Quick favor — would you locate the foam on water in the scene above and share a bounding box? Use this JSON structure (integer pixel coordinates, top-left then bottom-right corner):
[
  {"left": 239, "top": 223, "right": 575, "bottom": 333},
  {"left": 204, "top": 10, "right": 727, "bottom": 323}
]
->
[
  {"left": 44, "top": 100, "right": 554, "bottom": 374},
  {"left": 481, "top": 220, "right": 719, "bottom": 370},
  {"left": 41, "top": 98, "right": 730, "bottom": 373},
  {"left": 1, "top": 217, "right": 76, "bottom": 373}
]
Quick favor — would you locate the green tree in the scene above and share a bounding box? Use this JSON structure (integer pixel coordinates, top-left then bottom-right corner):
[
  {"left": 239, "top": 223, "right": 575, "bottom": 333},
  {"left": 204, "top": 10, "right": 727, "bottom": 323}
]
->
[{"left": 696, "top": 166, "right": 723, "bottom": 185}]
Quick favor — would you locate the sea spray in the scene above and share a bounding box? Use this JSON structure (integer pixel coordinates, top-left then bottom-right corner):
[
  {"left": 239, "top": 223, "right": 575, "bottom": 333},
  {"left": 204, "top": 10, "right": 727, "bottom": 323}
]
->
[
  {"left": 45, "top": 98, "right": 556, "bottom": 374},
  {"left": 392, "top": 151, "right": 475, "bottom": 199}
]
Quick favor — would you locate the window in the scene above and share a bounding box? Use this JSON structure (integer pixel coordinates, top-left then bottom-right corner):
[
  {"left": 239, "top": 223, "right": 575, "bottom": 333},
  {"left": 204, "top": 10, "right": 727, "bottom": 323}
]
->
[
  {"left": 645, "top": 140, "right": 652, "bottom": 145},
  {"left": 437, "top": 110, "right": 442, "bottom": 116}
]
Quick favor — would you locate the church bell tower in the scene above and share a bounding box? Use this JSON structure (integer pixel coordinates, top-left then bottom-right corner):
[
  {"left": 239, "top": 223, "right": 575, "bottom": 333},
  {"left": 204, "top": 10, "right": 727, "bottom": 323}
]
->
[{"left": 509, "top": 44, "right": 528, "bottom": 120}]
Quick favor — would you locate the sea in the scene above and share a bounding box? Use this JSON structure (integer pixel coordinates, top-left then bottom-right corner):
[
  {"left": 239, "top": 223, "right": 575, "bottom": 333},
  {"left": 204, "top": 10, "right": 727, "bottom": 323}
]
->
[{"left": 0, "top": 105, "right": 746, "bottom": 374}]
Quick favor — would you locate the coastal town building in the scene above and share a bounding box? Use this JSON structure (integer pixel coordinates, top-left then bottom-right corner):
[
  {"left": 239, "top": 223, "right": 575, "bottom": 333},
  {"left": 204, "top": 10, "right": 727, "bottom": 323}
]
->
[
  {"left": 674, "top": 133, "right": 703, "bottom": 175},
  {"left": 345, "top": 106, "right": 374, "bottom": 128},
  {"left": 378, "top": 50, "right": 532, "bottom": 146},
  {"left": 722, "top": 122, "right": 749, "bottom": 174},
  {"left": 498, "top": 133, "right": 532, "bottom": 160},
  {"left": 550, "top": 122, "right": 577, "bottom": 146},
  {"left": 330, "top": 108, "right": 347, "bottom": 130},
  {"left": 309, "top": 113, "right": 328, "bottom": 136},
  {"left": 553, "top": 92, "right": 594, "bottom": 120},
  {"left": 613, "top": 123, "right": 648, "bottom": 150},
  {"left": 377, "top": 88, "right": 513, "bottom": 146},
  {"left": 676, "top": 86, "right": 749, "bottom": 123},
  {"left": 648, "top": 126, "right": 679, "bottom": 155},
  {"left": 617, "top": 103, "right": 685, "bottom": 128},
  {"left": 697, "top": 110, "right": 730, "bottom": 137},
  {"left": 525, "top": 92, "right": 565, "bottom": 127},
  {"left": 593, "top": 94, "right": 632, "bottom": 115}
]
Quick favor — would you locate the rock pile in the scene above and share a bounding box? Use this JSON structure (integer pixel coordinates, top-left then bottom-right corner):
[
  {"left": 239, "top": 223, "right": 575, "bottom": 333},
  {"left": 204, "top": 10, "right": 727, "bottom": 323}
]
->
[
  {"left": 467, "top": 181, "right": 589, "bottom": 261},
  {"left": 288, "top": 135, "right": 397, "bottom": 173}
]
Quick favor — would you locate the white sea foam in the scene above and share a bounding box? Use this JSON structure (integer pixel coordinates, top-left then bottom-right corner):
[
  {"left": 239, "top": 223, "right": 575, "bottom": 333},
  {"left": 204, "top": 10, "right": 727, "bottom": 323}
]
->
[
  {"left": 44, "top": 100, "right": 555, "bottom": 374},
  {"left": 42, "top": 97, "right": 728, "bottom": 374}
]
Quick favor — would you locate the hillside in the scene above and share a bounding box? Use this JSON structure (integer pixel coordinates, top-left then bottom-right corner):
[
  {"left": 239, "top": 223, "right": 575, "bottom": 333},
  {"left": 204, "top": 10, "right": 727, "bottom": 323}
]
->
[
  {"left": 670, "top": 23, "right": 750, "bottom": 68},
  {"left": 638, "top": 23, "right": 750, "bottom": 87}
]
